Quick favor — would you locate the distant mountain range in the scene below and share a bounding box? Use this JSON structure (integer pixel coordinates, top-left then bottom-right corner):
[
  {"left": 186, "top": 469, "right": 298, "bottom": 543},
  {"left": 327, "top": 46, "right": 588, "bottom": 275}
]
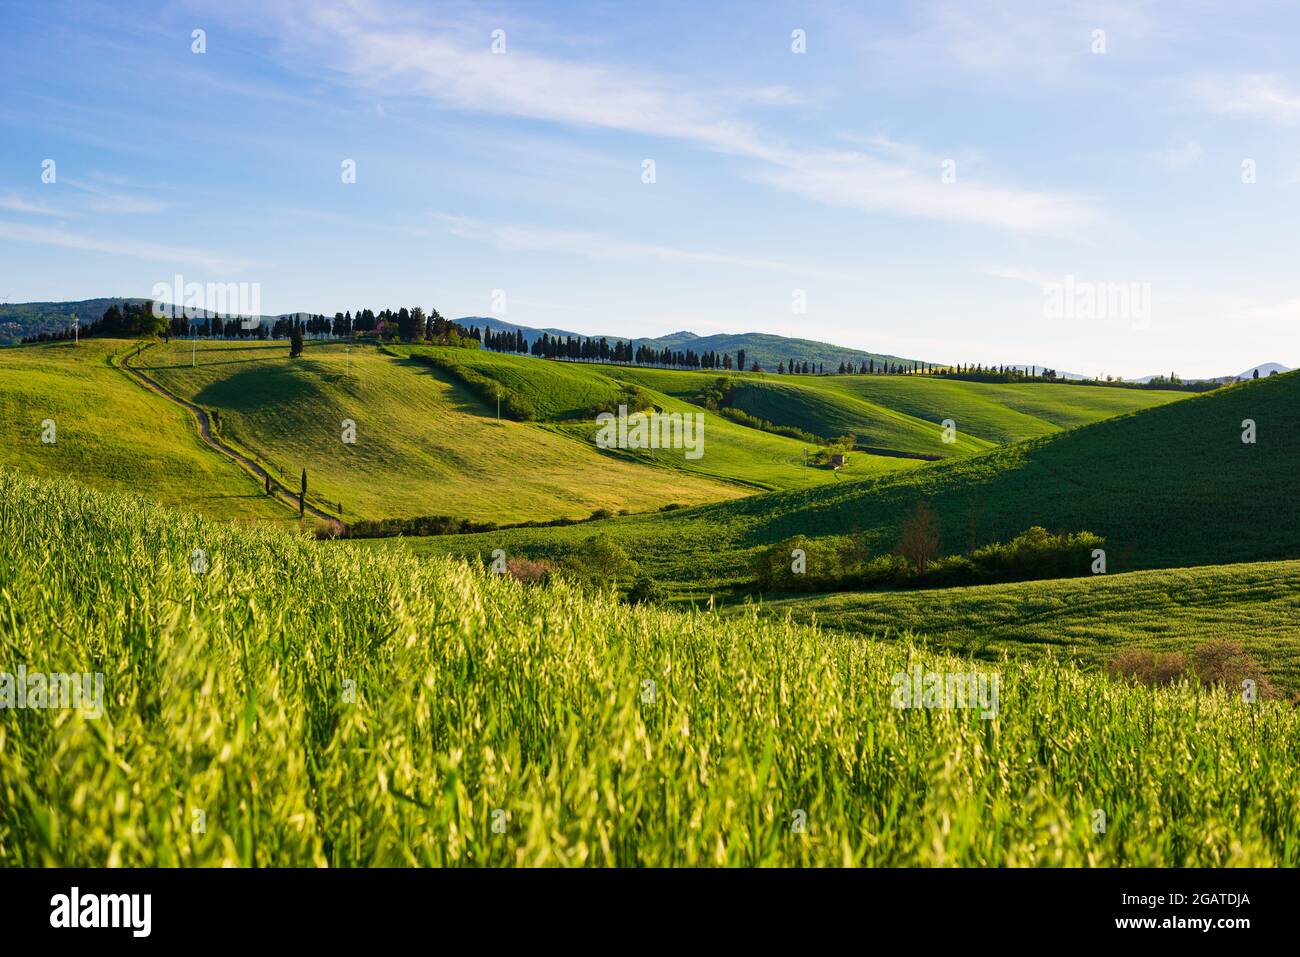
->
[
  {"left": 1128, "top": 362, "right": 1291, "bottom": 384},
  {"left": 1221, "top": 362, "right": 1292, "bottom": 381},
  {"left": 468, "top": 316, "right": 922, "bottom": 371}
]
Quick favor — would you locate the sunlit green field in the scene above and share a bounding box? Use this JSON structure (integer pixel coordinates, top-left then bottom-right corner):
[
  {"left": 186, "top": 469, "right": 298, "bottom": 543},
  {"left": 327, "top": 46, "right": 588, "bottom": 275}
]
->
[
  {"left": 3, "top": 469, "right": 1299, "bottom": 866},
  {"left": 403, "top": 348, "right": 1184, "bottom": 462},
  {"left": 398, "top": 346, "right": 924, "bottom": 490},
  {"left": 811, "top": 374, "right": 1188, "bottom": 446},
  {"left": 1, "top": 339, "right": 1190, "bottom": 532},
  {"left": 131, "top": 339, "right": 745, "bottom": 522},
  {"left": 418, "top": 370, "right": 1300, "bottom": 593},
  {"left": 514, "top": 360, "right": 1184, "bottom": 453},
  {"left": 758, "top": 559, "right": 1300, "bottom": 695},
  {"left": 0, "top": 340, "right": 290, "bottom": 524}
]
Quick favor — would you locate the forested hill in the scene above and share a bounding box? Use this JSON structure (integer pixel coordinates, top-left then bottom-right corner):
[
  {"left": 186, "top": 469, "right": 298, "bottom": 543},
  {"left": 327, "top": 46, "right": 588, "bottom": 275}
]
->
[{"left": 468, "top": 316, "right": 925, "bottom": 371}]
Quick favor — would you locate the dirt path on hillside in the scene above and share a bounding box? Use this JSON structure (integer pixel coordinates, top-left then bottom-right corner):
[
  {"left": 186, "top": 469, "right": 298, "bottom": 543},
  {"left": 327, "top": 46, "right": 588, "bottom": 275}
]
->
[{"left": 118, "top": 344, "right": 345, "bottom": 534}]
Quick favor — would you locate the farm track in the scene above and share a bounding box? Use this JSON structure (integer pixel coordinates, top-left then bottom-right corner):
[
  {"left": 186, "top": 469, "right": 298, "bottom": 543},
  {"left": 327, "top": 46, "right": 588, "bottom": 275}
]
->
[{"left": 118, "top": 344, "right": 345, "bottom": 533}]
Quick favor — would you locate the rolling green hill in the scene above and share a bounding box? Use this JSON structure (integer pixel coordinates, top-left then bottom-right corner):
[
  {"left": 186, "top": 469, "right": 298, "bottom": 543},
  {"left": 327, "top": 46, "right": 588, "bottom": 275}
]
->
[
  {"left": 413, "top": 349, "right": 1183, "bottom": 457},
  {"left": 0, "top": 340, "right": 291, "bottom": 524},
  {"left": 758, "top": 559, "right": 1300, "bottom": 694},
  {"left": 598, "top": 367, "right": 1184, "bottom": 454},
  {"left": 469, "top": 317, "right": 923, "bottom": 372},
  {"left": 722, "top": 378, "right": 996, "bottom": 455},
  {"left": 581, "top": 364, "right": 737, "bottom": 398},
  {"left": 400, "top": 345, "right": 1186, "bottom": 465},
  {"left": 809, "top": 375, "right": 1187, "bottom": 445},
  {"left": 549, "top": 391, "right": 919, "bottom": 490},
  {"left": 129, "top": 340, "right": 744, "bottom": 523},
  {"left": 5, "top": 468, "right": 1300, "bottom": 866},
  {"left": 400, "top": 346, "right": 625, "bottom": 421},
  {"left": 0, "top": 335, "right": 1240, "bottom": 546},
  {"left": 397, "top": 345, "right": 924, "bottom": 490},
  {"left": 410, "top": 370, "right": 1300, "bottom": 593}
]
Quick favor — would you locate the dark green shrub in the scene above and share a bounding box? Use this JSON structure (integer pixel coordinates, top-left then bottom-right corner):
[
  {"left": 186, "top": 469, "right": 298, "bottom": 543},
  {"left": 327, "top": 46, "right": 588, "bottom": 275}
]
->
[
  {"left": 751, "top": 527, "right": 1107, "bottom": 593},
  {"left": 559, "top": 534, "right": 638, "bottom": 581},
  {"left": 967, "top": 527, "right": 1104, "bottom": 582},
  {"left": 626, "top": 575, "right": 666, "bottom": 605},
  {"left": 587, "top": 385, "right": 654, "bottom": 417},
  {"left": 750, "top": 534, "right": 849, "bottom": 592}
]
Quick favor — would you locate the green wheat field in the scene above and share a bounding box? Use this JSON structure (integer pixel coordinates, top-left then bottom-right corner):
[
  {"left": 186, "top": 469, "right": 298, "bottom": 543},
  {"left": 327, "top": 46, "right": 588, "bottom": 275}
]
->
[{"left": 3, "top": 470, "right": 1299, "bottom": 866}]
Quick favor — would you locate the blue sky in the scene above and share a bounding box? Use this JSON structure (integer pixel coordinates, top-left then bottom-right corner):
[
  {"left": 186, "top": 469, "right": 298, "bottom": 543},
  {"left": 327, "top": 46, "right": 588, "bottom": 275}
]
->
[{"left": 2, "top": 0, "right": 1298, "bottom": 377}]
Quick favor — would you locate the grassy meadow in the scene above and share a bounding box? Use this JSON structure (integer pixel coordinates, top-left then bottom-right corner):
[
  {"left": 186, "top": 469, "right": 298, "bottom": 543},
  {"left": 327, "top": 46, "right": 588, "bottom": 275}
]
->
[
  {"left": 758, "top": 559, "right": 1300, "bottom": 695},
  {"left": 397, "top": 345, "right": 925, "bottom": 489},
  {"left": 406, "top": 346, "right": 1185, "bottom": 458},
  {"left": 3, "top": 469, "right": 1299, "bottom": 866},
  {"left": 419, "top": 369, "right": 1300, "bottom": 593},
  {"left": 0, "top": 340, "right": 290, "bottom": 525},
  {"left": 748, "top": 374, "right": 1186, "bottom": 449},
  {"left": 130, "top": 339, "right": 744, "bottom": 522},
  {"left": 2, "top": 339, "right": 1198, "bottom": 535}
]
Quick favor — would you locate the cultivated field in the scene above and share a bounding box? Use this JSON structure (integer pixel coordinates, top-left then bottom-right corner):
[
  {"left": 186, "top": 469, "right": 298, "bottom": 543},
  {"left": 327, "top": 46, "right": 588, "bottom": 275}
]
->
[
  {"left": 129, "top": 340, "right": 745, "bottom": 522},
  {"left": 0, "top": 341, "right": 290, "bottom": 524},
  {"left": 3, "top": 469, "right": 1298, "bottom": 866},
  {"left": 759, "top": 559, "right": 1300, "bottom": 694},
  {"left": 408, "top": 346, "right": 1185, "bottom": 457},
  {"left": 418, "top": 370, "right": 1300, "bottom": 592},
  {"left": 752, "top": 373, "right": 1186, "bottom": 448},
  {"left": 397, "top": 345, "right": 925, "bottom": 489},
  {"left": 2, "top": 339, "right": 1195, "bottom": 532}
]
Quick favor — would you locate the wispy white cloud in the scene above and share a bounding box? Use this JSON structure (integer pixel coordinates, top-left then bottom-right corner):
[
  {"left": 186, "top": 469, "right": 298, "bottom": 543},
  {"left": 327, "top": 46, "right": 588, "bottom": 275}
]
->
[
  {"left": 251, "top": 0, "right": 766, "bottom": 155},
  {"left": 0, "top": 179, "right": 169, "bottom": 219},
  {"left": 229, "top": 0, "right": 1097, "bottom": 235},
  {"left": 63, "top": 178, "right": 170, "bottom": 214},
  {"left": 435, "top": 213, "right": 854, "bottom": 279},
  {"left": 0, "top": 220, "right": 257, "bottom": 272},
  {"left": 747, "top": 144, "right": 1097, "bottom": 235},
  {"left": 863, "top": 0, "right": 1165, "bottom": 81},
  {"left": 0, "top": 194, "right": 65, "bottom": 217},
  {"left": 1197, "top": 74, "right": 1300, "bottom": 124}
]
